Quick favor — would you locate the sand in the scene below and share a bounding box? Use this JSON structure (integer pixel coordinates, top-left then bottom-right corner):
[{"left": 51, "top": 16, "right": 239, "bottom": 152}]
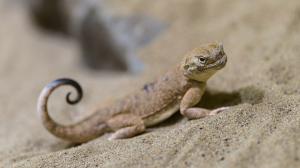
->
[{"left": 0, "top": 0, "right": 300, "bottom": 167}]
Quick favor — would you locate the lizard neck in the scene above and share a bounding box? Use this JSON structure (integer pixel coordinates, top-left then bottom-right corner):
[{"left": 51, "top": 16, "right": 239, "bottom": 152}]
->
[
  {"left": 172, "top": 66, "right": 199, "bottom": 90},
  {"left": 178, "top": 64, "right": 214, "bottom": 83}
]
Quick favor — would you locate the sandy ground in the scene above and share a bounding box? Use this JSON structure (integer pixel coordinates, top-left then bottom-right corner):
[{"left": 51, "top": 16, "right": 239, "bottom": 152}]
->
[{"left": 0, "top": 0, "right": 300, "bottom": 167}]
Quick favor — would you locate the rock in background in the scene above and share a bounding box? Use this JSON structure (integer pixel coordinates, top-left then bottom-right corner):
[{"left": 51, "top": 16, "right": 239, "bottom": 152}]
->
[{"left": 29, "top": 0, "right": 166, "bottom": 72}]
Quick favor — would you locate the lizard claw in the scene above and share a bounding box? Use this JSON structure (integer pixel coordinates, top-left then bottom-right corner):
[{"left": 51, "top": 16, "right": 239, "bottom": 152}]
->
[
  {"left": 108, "top": 136, "right": 116, "bottom": 141},
  {"left": 209, "top": 107, "right": 229, "bottom": 116}
]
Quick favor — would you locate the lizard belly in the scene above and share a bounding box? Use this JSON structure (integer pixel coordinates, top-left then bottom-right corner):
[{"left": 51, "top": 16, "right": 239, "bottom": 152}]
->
[{"left": 143, "top": 103, "right": 180, "bottom": 127}]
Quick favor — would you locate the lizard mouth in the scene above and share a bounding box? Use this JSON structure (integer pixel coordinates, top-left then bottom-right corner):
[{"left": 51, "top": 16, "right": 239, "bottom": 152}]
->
[{"left": 205, "top": 53, "right": 227, "bottom": 70}]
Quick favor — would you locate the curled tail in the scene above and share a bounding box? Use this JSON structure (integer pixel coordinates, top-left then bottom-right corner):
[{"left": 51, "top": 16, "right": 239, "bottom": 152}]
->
[{"left": 37, "top": 78, "right": 108, "bottom": 143}]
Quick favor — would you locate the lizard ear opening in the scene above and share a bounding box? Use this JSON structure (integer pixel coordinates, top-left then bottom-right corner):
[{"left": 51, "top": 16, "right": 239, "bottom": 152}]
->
[{"left": 183, "top": 64, "right": 189, "bottom": 70}]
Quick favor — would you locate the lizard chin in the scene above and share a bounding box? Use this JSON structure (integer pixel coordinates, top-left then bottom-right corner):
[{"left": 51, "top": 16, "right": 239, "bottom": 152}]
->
[{"left": 184, "top": 69, "right": 218, "bottom": 82}]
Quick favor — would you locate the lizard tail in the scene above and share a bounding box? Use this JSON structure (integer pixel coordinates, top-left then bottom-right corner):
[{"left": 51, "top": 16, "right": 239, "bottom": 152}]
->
[{"left": 37, "top": 78, "right": 109, "bottom": 143}]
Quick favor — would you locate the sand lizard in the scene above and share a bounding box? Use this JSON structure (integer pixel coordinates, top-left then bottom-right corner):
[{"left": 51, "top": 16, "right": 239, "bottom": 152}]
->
[{"left": 37, "top": 42, "right": 228, "bottom": 143}]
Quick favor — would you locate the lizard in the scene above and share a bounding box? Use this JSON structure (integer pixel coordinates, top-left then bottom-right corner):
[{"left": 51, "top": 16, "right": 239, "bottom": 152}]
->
[{"left": 37, "top": 42, "right": 228, "bottom": 143}]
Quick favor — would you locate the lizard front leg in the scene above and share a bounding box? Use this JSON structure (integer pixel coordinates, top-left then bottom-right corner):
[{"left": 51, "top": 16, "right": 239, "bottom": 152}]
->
[
  {"left": 106, "top": 114, "right": 145, "bottom": 140},
  {"left": 180, "top": 85, "right": 228, "bottom": 120}
]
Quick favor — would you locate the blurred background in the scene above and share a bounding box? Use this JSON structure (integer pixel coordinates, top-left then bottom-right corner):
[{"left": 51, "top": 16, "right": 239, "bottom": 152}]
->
[
  {"left": 30, "top": 0, "right": 167, "bottom": 72},
  {"left": 1, "top": 0, "right": 300, "bottom": 167}
]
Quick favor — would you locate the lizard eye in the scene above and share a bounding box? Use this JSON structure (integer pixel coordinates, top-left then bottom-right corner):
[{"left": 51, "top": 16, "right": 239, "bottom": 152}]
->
[{"left": 197, "top": 56, "right": 206, "bottom": 64}]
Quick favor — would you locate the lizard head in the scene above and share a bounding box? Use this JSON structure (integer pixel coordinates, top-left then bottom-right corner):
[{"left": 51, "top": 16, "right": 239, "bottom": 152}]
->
[{"left": 181, "top": 42, "right": 227, "bottom": 82}]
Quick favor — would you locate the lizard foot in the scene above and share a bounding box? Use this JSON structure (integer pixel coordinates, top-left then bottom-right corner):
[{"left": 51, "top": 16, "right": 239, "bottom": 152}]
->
[
  {"left": 209, "top": 107, "right": 229, "bottom": 116},
  {"left": 106, "top": 114, "right": 145, "bottom": 140},
  {"left": 181, "top": 107, "right": 230, "bottom": 119},
  {"left": 108, "top": 125, "right": 145, "bottom": 140}
]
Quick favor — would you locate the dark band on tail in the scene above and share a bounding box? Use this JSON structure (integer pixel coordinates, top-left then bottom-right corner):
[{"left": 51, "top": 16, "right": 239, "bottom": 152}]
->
[{"left": 48, "top": 78, "right": 83, "bottom": 105}]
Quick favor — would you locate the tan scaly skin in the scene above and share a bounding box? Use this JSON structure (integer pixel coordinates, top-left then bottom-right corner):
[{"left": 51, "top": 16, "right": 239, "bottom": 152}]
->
[{"left": 37, "top": 42, "right": 228, "bottom": 143}]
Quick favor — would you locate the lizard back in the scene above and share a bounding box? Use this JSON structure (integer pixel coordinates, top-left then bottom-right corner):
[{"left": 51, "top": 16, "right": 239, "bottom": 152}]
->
[{"left": 114, "top": 67, "right": 193, "bottom": 120}]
